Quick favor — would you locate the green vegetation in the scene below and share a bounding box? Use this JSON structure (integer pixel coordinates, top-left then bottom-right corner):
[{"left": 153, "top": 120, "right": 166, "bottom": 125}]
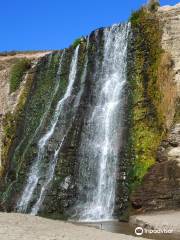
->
[
  {"left": 1, "top": 72, "right": 34, "bottom": 178},
  {"left": 7, "top": 53, "right": 61, "bottom": 174},
  {"left": 9, "top": 58, "right": 31, "bottom": 93},
  {"left": 128, "top": 7, "right": 173, "bottom": 190},
  {"left": 147, "top": 0, "right": 160, "bottom": 12},
  {"left": 72, "top": 37, "right": 83, "bottom": 49},
  {"left": 0, "top": 51, "right": 74, "bottom": 207}
]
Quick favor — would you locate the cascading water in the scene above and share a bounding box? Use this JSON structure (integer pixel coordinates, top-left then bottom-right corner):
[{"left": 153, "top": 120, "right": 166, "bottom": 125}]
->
[
  {"left": 15, "top": 23, "right": 129, "bottom": 221},
  {"left": 13, "top": 51, "right": 66, "bottom": 165},
  {"left": 30, "top": 135, "right": 66, "bottom": 215},
  {"left": 31, "top": 40, "right": 90, "bottom": 215},
  {"left": 16, "top": 45, "right": 80, "bottom": 213},
  {"left": 74, "top": 23, "right": 130, "bottom": 221}
]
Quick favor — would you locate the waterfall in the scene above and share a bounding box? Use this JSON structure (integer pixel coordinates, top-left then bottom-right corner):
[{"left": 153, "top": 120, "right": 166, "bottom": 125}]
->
[
  {"left": 31, "top": 40, "right": 90, "bottom": 214},
  {"left": 16, "top": 45, "right": 80, "bottom": 213},
  {"left": 30, "top": 135, "right": 66, "bottom": 215},
  {"left": 74, "top": 24, "right": 130, "bottom": 221},
  {"left": 74, "top": 37, "right": 89, "bottom": 108},
  {"left": 15, "top": 23, "right": 130, "bottom": 220},
  {"left": 14, "top": 51, "right": 66, "bottom": 165}
]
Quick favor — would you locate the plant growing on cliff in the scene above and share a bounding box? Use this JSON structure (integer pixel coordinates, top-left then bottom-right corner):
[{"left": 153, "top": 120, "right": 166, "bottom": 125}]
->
[
  {"left": 1, "top": 71, "right": 34, "bottom": 180},
  {"left": 72, "top": 37, "right": 84, "bottom": 49},
  {"left": 0, "top": 52, "right": 71, "bottom": 207},
  {"left": 9, "top": 58, "right": 31, "bottom": 93},
  {"left": 147, "top": 0, "right": 160, "bottom": 12},
  {"left": 128, "top": 7, "right": 174, "bottom": 191}
]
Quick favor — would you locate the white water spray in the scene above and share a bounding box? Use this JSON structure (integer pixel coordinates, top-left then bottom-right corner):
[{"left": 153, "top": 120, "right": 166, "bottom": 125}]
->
[
  {"left": 17, "top": 46, "right": 80, "bottom": 213},
  {"left": 75, "top": 24, "right": 130, "bottom": 221}
]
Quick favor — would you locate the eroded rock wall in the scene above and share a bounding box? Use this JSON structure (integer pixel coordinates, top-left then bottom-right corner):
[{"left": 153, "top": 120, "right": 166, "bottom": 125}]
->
[
  {"left": 130, "top": 4, "right": 180, "bottom": 213},
  {"left": 159, "top": 3, "right": 180, "bottom": 97},
  {"left": 0, "top": 52, "right": 51, "bottom": 115},
  {"left": 131, "top": 123, "right": 180, "bottom": 211},
  {"left": 0, "top": 52, "right": 51, "bottom": 173}
]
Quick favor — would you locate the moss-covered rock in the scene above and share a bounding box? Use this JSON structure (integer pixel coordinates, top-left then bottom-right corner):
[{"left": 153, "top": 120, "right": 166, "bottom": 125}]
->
[
  {"left": 127, "top": 7, "right": 175, "bottom": 191},
  {"left": 0, "top": 52, "right": 65, "bottom": 209},
  {"left": 9, "top": 58, "right": 31, "bottom": 93}
]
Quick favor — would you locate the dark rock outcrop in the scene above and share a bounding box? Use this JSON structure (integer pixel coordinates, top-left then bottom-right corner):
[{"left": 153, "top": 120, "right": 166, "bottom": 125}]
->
[{"left": 131, "top": 123, "right": 180, "bottom": 212}]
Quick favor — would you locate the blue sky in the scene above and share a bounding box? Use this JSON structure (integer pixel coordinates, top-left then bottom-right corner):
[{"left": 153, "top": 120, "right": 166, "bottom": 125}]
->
[{"left": 0, "top": 0, "right": 179, "bottom": 51}]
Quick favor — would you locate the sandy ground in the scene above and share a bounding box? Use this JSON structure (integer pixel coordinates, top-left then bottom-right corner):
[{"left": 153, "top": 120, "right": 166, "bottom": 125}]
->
[
  {"left": 0, "top": 213, "right": 151, "bottom": 240},
  {"left": 130, "top": 210, "right": 180, "bottom": 234}
]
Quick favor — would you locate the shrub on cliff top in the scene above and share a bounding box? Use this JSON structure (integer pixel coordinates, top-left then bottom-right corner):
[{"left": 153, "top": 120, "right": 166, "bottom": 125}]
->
[
  {"left": 72, "top": 37, "right": 85, "bottom": 49},
  {"left": 147, "top": 0, "right": 160, "bottom": 12},
  {"left": 9, "top": 58, "right": 31, "bottom": 93}
]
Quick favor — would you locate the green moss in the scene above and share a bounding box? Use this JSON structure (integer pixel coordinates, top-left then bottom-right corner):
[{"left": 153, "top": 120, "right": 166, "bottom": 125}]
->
[
  {"left": 1, "top": 72, "right": 34, "bottom": 179},
  {"left": 72, "top": 37, "right": 84, "bottom": 49},
  {"left": 9, "top": 58, "right": 31, "bottom": 93},
  {"left": 0, "top": 51, "right": 76, "bottom": 207},
  {"left": 128, "top": 8, "right": 166, "bottom": 190},
  {"left": 9, "top": 53, "right": 62, "bottom": 176}
]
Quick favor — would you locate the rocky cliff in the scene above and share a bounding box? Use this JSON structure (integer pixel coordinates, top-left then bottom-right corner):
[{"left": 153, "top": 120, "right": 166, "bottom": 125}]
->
[
  {"left": 0, "top": 52, "right": 51, "bottom": 174},
  {"left": 131, "top": 3, "right": 180, "bottom": 213},
  {"left": 131, "top": 123, "right": 180, "bottom": 211},
  {"left": 159, "top": 3, "right": 180, "bottom": 97},
  {"left": 0, "top": 3, "right": 180, "bottom": 220},
  {"left": 0, "top": 30, "right": 130, "bottom": 219},
  {"left": 0, "top": 52, "right": 51, "bottom": 115}
]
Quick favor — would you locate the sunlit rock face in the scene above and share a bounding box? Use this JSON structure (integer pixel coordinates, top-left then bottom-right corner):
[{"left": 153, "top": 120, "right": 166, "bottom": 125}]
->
[
  {"left": 130, "top": 5, "right": 180, "bottom": 213},
  {"left": 159, "top": 4, "right": 180, "bottom": 97},
  {"left": 0, "top": 52, "right": 51, "bottom": 175}
]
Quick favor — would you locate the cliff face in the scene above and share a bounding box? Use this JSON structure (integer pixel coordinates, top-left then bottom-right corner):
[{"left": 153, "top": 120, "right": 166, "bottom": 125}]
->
[
  {"left": 0, "top": 28, "right": 130, "bottom": 220},
  {"left": 159, "top": 4, "right": 180, "bottom": 97},
  {"left": 0, "top": 50, "right": 76, "bottom": 213},
  {"left": 131, "top": 123, "right": 180, "bottom": 211},
  {"left": 0, "top": 52, "right": 51, "bottom": 115},
  {"left": 131, "top": 4, "right": 180, "bottom": 213},
  {"left": 0, "top": 3, "right": 180, "bottom": 220},
  {"left": 0, "top": 52, "right": 51, "bottom": 173}
]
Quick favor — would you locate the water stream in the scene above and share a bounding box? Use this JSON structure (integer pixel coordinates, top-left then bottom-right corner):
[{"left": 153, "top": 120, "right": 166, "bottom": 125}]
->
[
  {"left": 16, "top": 24, "right": 130, "bottom": 222},
  {"left": 74, "top": 23, "right": 130, "bottom": 221},
  {"left": 17, "top": 46, "right": 80, "bottom": 213}
]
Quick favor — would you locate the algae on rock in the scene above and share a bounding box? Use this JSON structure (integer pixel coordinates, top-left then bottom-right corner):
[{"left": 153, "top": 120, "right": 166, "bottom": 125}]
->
[{"left": 127, "top": 7, "right": 176, "bottom": 191}]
